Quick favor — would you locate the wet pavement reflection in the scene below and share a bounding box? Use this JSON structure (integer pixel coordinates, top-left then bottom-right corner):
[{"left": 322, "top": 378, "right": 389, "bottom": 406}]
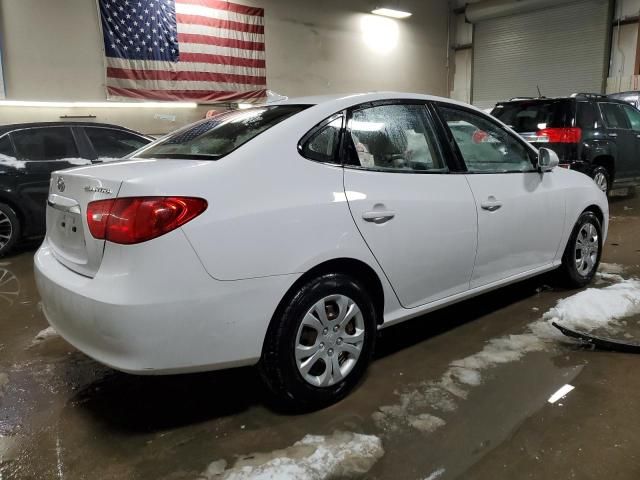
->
[{"left": 1, "top": 193, "right": 640, "bottom": 479}]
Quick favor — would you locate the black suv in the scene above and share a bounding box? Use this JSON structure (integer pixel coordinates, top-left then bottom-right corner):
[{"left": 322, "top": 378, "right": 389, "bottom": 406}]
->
[
  {"left": 491, "top": 93, "right": 640, "bottom": 194},
  {"left": 0, "top": 122, "right": 152, "bottom": 255}
]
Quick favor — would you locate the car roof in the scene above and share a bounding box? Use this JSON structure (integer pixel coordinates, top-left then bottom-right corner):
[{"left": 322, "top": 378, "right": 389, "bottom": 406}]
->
[
  {"left": 272, "top": 91, "right": 485, "bottom": 115},
  {"left": 0, "top": 121, "right": 150, "bottom": 137}
]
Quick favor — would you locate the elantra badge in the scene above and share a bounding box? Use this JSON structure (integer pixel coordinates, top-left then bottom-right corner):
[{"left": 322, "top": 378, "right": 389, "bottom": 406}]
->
[
  {"left": 84, "top": 186, "right": 113, "bottom": 195},
  {"left": 57, "top": 177, "right": 65, "bottom": 192}
]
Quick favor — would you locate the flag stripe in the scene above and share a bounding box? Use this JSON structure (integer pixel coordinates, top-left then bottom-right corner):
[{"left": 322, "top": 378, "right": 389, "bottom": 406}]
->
[
  {"left": 176, "top": 0, "right": 263, "bottom": 17},
  {"left": 175, "top": 2, "right": 263, "bottom": 26},
  {"left": 177, "top": 22, "right": 264, "bottom": 42},
  {"left": 180, "top": 42, "right": 265, "bottom": 60},
  {"left": 177, "top": 32, "right": 265, "bottom": 51},
  {"left": 107, "top": 76, "right": 263, "bottom": 91},
  {"left": 176, "top": 14, "right": 264, "bottom": 34},
  {"left": 106, "top": 57, "right": 266, "bottom": 77},
  {"left": 108, "top": 86, "right": 267, "bottom": 102},
  {"left": 107, "top": 66, "right": 267, "bottom": 85},
  {"left": 178, "top": 51, "right": 265, "bottom": 68}
]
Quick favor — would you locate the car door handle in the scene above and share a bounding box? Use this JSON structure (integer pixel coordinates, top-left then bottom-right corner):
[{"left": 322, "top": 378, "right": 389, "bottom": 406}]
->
[
  {"left": 608, "top": 133, "right": 618, "bottom": 138},
  {"left": 480, "top": 199, "right": 502, "bottom": 212},
  {"left": 362, "top": 211, "right": 395, "bottom": 224}
]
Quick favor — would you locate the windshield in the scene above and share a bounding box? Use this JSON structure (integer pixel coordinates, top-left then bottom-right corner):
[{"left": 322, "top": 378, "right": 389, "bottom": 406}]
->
[
  {"left": 492, "top": 100, "right": 573, "bottom": 132},
  {"left": 136, "top": 105, "right": 308, "bottom": 160}
]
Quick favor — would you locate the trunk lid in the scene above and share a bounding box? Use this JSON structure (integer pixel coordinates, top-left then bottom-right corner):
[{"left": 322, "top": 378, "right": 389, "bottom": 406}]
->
[{"left": 47, "top": 159, "right": 202, "bottom": 277}]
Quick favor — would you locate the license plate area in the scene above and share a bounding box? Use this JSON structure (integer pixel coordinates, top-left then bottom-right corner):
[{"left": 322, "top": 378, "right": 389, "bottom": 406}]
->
[{"left": 48, "top": 209, "right": 88, "bottom": 265}]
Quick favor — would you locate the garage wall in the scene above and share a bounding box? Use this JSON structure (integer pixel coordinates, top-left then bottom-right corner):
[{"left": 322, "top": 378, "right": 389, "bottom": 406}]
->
[{"left": 0, "top": 0, "right": 449, "bottom": 134}]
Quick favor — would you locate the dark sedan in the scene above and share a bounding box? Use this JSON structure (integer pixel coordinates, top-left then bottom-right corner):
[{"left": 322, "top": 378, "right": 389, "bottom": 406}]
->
[{"left": 0, "top": 122, "right": 153, "bottom": 255}]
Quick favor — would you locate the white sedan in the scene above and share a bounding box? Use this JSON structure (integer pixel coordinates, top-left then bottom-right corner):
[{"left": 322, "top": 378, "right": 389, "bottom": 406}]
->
[{"left": 35, "top": 92, "right": 608, "bottom": 409}]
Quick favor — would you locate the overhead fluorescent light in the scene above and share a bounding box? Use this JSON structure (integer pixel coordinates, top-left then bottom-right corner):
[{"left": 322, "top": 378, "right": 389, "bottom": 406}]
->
[
  {"left": 548, "top": 384, "right": 575, "bottom": 404},
  {"left": 371, "top": 7, "right": 412, "bottom": 19},
  {"left": 0, "top": 100, "right": 197, "bottom": 109}
]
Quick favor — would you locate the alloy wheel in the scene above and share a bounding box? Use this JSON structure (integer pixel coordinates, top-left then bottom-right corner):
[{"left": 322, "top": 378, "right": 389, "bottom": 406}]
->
[
  {"left": 295, "top": 294, "right": 365, "bottom": 387},
  {"left": 575, "top": 222, "right": 599, "bottom": 276},
  {"left": 593, "top": 172, "right": 608, "bottom": 193},
  {"left": 0, "top": 211, "right": 13, "bottom": 251}
]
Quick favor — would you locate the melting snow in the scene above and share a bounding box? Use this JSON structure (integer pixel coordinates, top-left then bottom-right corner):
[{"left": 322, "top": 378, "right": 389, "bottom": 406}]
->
[
  {"left": 424, "top": 468, "right": 446, "bottom": 480},
  {"left": 0, "top": 154, "right": 26, "bottom": 169},
  {"left": 32, "top": 326, "right": 59, "bottom": 344},
  {"left": 201, "top": 431, "right": 384, "bottom": 480},
  {"left": 374, "top": 276, "right": 640, "bottom": 433}
]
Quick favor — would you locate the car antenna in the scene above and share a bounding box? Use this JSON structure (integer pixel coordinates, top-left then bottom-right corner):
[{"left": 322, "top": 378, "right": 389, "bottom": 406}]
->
[{"left": 537, "top": 85, "right": 543, "bottom": 98}]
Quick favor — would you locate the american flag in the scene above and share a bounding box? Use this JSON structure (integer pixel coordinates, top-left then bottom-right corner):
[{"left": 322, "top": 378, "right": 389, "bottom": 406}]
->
[{"left": 99, "top": 0, "right": 267, "bottom": 102}]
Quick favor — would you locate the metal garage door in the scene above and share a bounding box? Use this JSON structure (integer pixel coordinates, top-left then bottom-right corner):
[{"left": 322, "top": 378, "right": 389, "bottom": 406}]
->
[{"left": 471, "top": 0, "right": 611, "bottom": 109}]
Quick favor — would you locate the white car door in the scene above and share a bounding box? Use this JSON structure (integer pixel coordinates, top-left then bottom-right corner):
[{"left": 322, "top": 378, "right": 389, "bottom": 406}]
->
[
  {"left": 436, "top": 104, "right": 566, "bottom": 288},
  {"left": 342, "top": 102, "right": 477, "bottom": 309}
]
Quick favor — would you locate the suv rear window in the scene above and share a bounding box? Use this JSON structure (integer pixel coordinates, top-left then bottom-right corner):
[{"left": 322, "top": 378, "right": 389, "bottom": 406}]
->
[
  {"left": 137, "top": 105, "right": 308, "bottom": 160},
  {"left": 492, "top": 100, "right": 573, "bottom": 132}
]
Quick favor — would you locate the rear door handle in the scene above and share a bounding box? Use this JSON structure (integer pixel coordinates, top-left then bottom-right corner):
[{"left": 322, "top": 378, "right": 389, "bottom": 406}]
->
[
  {"left": 608, "top": 133, "right": 618, "bottom": 138},
  {"left": 362, "top": 211, "right": 395, "bottom": 224},
  {"left": 480, "top": 198, "right": 502, "bottom": 212}
]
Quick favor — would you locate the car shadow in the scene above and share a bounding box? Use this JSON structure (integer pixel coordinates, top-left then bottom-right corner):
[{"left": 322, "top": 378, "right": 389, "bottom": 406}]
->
[{"left": 69, "top": 272, "right": 565, "bottom": 432}]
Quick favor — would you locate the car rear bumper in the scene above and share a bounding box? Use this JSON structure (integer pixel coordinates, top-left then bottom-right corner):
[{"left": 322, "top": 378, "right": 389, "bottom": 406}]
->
[{"left": 34, "top": 235, "right": 298, "bottom": 374}]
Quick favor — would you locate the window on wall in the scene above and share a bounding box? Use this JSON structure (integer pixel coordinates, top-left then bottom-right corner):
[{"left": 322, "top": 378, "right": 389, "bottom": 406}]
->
[
  {"left": 346, "top": 104, "right": 446, "bottom": 172},
  {"left": 11, "top": 127, "right": 78, "bottom": 161},
  {"left": 438, "top": 106, "right": 534, "bottom": 173}
]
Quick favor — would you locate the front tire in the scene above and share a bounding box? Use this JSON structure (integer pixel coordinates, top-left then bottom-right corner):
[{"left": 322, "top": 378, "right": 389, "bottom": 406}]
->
[
  {"left": 260, "top": 273, "right": 377, "bottom": 410},
  {"left": 0, "top": 203, "right": 20, "bottom": 257},
  {"left": 558, "top": 211, "right": 602, "bottom": 288}
]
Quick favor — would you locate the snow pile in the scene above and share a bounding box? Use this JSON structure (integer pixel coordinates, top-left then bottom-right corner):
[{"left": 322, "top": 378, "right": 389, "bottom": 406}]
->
[
  {"left": 424, "top": 468, "right": 446, "bottom": 480},
  {"left": 32, "top": 326, "right": 59, "bottom": 344},
  {"left": 0, "top": 154, "right": 26, "bottom": 169},
  {"left": 537, "top": 279, "right": 640, "bottom": 335},
  {"left": 374, "top": 276, "right": 640, "bottom": 433},
  {"left": 201, "top": 431, "right": 384, "bottom": 480}
]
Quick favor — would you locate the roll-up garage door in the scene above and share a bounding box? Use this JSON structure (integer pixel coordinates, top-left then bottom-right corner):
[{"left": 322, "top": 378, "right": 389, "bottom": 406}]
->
[{"left": 470, "top": 0, "right": 611, "bottom": 109}]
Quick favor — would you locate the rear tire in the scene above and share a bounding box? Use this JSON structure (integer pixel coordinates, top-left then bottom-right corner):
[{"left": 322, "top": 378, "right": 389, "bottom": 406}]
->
[
  {"left": 558, "top": 211, "right": 602, "bottom": 288},
  {"left": 0, "top": 203, "right": 19, "bottom": 257},
  {"left": 260, "top": 273, "right": 377, "bottom": 411},
  {"left": 590, "top": 165, "right": 610, "bottom": 195}
]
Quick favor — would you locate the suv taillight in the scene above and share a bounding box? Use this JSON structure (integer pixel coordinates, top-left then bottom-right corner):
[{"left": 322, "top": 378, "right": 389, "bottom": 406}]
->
[
  {"left": 536, "top": 127, "right": 582, "bottom": 144},
  {"left": 87, "top": 197, "right": 207, "bottom": 244}
]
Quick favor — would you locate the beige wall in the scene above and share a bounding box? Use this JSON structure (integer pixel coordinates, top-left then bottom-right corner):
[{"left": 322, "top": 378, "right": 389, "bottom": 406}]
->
[{"left": 0, "top": 0, "right": 449, "bottom": 134}]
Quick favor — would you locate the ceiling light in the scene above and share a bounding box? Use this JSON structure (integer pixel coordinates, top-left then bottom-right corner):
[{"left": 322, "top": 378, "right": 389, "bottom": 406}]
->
[
  {"left": 371, "top": 7, "right": 412, "bottom": 19},
  {"left": 0, "top": 100, "right": 197, "bottom": 109}
]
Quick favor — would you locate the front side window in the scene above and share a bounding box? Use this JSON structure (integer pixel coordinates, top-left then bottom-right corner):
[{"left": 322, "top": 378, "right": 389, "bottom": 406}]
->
[
  {"left": 137, "top": 105, "right": 307, "bottom": 160},
  {"left": 86, "top": 127, "right": 150, "bottom": 158},
  {"left": 439, "top": 106, "right": 534, "bottom": 173},
  {"left": 11, "top": 127, "right": 78, "bottom": 161},
  {"left": 599, "top": 103, "right": 630, "bottom": 129},
  {"left": 346, "top": 104, "right": 445, "bottom": 172},
  {"left": 621, "top": 105, "right": 640, "bottom": 132}
]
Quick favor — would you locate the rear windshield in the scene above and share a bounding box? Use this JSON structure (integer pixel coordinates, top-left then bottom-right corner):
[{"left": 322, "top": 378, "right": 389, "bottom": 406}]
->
[
  {"left": 137, "top": 105, "right": 308, "bottom": 160},
  {"left": 492, "top": 100, "right": 573, "bottom": 132}
]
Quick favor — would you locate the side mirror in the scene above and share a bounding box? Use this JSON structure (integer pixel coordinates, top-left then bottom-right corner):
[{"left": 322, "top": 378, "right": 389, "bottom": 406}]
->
[{"left": 538, "top": 147, "right": 559, "bottom": 172}]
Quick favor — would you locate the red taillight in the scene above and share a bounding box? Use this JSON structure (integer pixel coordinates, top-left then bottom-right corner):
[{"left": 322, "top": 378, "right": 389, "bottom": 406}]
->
[
  {"left": 536, "top": 127, "right": 582, "bottom": 144},
  {"left": 87, "top": 197, "right": 207, "bottom": 244}
]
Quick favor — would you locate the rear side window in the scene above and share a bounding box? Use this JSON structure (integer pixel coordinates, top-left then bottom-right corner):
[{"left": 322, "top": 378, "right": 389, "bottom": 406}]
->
[
  {"left": 492, "top": 100, "right": 572, "bottom": 132},
  {"left": 576, "top": 102, "right": 599, "bottom": 129},
  {"left": 137, "top": 105, "right": 308, "bottom": 160},
  {"left": 599, "top": 103, "right": 630, "bottom": 129},
  {"left": 11, "top": 127, "right": 78, "bottom": 161},
  {"left": 300, "top": 116, "right": 343, "bottom": 163},
  {"left": 621, "top": 104, "right": 640, "bottom": 132},
  {"left": 0, "top": 135, "right": 14, "bottom": 157},
  {"left": 85, "top": 127, "right": 150, "bottom": 158}
]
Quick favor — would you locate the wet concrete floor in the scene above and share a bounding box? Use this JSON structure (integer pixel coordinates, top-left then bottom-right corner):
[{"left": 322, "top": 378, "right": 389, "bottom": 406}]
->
[{"left": 1, "top": 193, "right": 640, "bottom": 479}]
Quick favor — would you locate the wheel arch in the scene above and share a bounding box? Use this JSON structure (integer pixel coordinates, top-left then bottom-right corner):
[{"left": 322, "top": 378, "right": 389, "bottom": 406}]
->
[{"left": 591, "top": 155, "right": 615, "bottom": 182}]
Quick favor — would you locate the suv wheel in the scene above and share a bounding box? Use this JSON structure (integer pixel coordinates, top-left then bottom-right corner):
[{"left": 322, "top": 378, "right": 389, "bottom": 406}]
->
[
  {"left": 0, "top": 203, "right": 20, "bottom": 257},
  {"left": 260, "top": 273, "right": 377, "bottom": 410},
  {"left": 591, "top": 166, "right": 610, "bottom": 195},
  {"left": 558, "top": 211, "right": 602, "bottom": 288}
]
